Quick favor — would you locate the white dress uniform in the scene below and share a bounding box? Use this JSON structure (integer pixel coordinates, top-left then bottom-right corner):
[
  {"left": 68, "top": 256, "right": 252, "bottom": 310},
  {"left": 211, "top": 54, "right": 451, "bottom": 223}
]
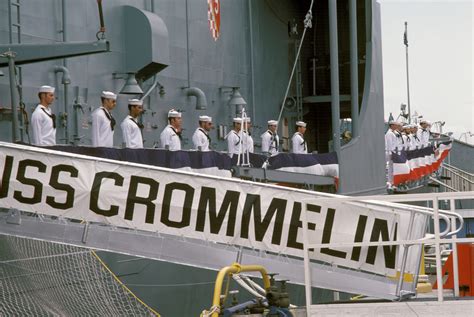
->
[
  {"left": 411, "top": 133, "right": 421, "bottom": 150},
  {"left": 160, "top": 125, "right": 182, "bottom": 150},
  {"left": 192, "top": 128, "right": 211, "bottom": 151},
  {"left": 31, "top": 104, "right": 56, "bottom": 146},
  {"left": 261, "top": 130, "right": 279, "bottom": 155},
  {"left": 417, "top": 128, "right": 430, "bottom": 146},
  {"left": 92, "top": 107, "right": 115, "bottom": 147},
  {"left": 402, "top": 133, "right": 411, "bottom": 151},
  {"left": 291, "top": 132, "right": 307, "bottom": 154},
  {"left": 384, "top": 126, "right": 400, "bottom": 185},
  {"left": 243, "top": 132, "right": 254, "bottom": 153},
  {"left": 384, "top": 128, "right": 398, "bottom": 155},
  {"left": 226, "top": 130, "right": 242, "bottom": 157},
  {"left": 394, "top": 130, "right": 405, "bottom": 150},
  {"left": 121, "top": 115, "right": 143, "bottom": 148}
]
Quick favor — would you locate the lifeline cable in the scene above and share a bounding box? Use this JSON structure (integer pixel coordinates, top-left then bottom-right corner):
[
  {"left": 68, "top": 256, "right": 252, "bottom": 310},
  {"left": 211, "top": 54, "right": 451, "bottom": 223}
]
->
[{"left": 276, "top": 0, "right": 315, "bottom": 127}]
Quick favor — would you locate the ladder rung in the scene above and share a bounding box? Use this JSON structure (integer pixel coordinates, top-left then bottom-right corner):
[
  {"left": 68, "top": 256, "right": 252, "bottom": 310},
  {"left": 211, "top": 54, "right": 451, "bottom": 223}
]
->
[
  {"left": 12, "top": 23, "right": 21, "bottom": 27},
  {"left": 11, "top": 2, "right": 20, "bottom": 7}
]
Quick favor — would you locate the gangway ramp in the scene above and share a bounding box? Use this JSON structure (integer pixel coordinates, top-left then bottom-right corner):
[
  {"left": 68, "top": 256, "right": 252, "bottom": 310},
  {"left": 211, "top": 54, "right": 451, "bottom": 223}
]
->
[{"left": 0, "top": 142, "right": 465, "bottom": 301}]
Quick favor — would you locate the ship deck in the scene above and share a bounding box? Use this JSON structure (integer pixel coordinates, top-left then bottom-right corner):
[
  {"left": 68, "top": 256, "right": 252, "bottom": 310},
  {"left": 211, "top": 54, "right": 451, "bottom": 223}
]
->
[{"left": 304, "top": 298, "right": 474, "bottom": 316}]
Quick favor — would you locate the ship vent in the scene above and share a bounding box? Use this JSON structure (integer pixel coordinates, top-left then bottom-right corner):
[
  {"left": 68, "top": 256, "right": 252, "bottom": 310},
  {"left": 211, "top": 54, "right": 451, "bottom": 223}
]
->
[{"left": 123, "top": 6, "right": 170, "bottom": 81}]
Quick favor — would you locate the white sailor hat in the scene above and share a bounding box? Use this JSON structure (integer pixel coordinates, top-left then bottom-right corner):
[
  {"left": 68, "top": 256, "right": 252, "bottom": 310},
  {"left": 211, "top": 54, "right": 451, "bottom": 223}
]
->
[
  {"left": 388, "top": 120, "right": 402, "bottom": 126},
  {"left": 244, "top": 117, "right": 251, "bottom": 122},
  {"left": 233, "top": 118, "right": 243, "bottom": 124},
  {"left": 168, "top": 109, "right": 182, "bottom": 118},
  {"left": 39, "top": 85, "right": 55, "bottom": 93},
  {"left": 101, "top": 91, "right": 117, "bottom": 100},
  {"left": 199, "top": 115, "right": 212, "bottom": 122},
  {"left": 267, "top": 120, "right": 278, "bottom": 126},
  {"left": 420, "top": 119, "right": 429, "bottom": 124},
  {"left": 128, "top": 99, "right": 143, "bottom": 106},
  {"left": 296, "top": 121, "right": 307, "bottom": 128}
]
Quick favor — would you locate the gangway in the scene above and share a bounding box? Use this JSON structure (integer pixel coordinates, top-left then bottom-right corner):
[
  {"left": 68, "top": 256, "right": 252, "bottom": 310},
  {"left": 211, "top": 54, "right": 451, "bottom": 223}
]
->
[
  {"left": 0, "top": 142, "right": 470, "bottom": 307},
  {"left": 301, "top": 191, "right": 474, "bottom": 316}
]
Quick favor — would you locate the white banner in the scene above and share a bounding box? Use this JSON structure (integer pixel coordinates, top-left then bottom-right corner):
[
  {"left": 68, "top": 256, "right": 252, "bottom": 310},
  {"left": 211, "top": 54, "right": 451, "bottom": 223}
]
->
[{"left": 0, "top": 142, "right": 427, "bottom": 277}]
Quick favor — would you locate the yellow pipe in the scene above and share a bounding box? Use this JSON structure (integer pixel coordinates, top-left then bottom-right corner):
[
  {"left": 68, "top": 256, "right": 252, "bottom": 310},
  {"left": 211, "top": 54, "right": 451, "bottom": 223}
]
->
[{"left": 211, "top": 262, "right": 270, "bottom": 317}]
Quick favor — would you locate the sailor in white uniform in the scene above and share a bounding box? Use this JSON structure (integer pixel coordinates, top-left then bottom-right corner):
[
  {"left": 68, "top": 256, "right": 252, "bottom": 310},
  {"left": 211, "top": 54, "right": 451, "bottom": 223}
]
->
[
  {"left": 384, "top": 120, "right": 402, "bottom": 186},
  {"left": 91, "top": 91, "right": 117, "bottom": 147},
  {"left": 31, "top": 85, "right": 57, "bottom": 146},
  {"left": 291, "top": 121, "right": 308, "bottom": 154},
  {"left": 394, "top": 121, "right": 405, "bottom": 150},
  {"left": 243, "top": 117, "right": 254, "bottom": 153},
  {"left": 410, "top": 125, "right": 421, "bottom": 150},
  {"left": 120, "top": 99, "right": 144, "bottom": 148},
  {"left": 401, "top": 124, "right": 412, "bottom": 151},
  {"left": 226, "top": 118, "right": 243, "bottom": 157},
  {"left": 160, "top": 109, "right": 182, "bottom": 150},
  {"left": 417, "top": 119, "right": 431, "bottom": 147},
  {"left": 192, "top": 115, "right": 212, "bottom": 151},
  {"left": 385, "top": 121, "right": 400, "bottom": 156},
  {"left": 261, "top": 120, "right": 279, "bottom": 155}
]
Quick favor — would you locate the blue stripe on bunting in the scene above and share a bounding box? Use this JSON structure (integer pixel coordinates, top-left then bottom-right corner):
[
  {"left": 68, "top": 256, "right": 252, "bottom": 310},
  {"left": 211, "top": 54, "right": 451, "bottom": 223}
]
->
[
  {"left": 268, "top": 152, "right": 338, "bottom": 169},
  {"left": 46, "top": 146, "right": 232, "bottom": 170}
]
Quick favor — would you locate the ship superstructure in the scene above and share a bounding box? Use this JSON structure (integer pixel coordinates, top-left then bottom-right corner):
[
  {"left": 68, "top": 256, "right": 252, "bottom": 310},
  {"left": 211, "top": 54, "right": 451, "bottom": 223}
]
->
[{"left": 0, "top": 1, "right": 473, "bottom": 316}]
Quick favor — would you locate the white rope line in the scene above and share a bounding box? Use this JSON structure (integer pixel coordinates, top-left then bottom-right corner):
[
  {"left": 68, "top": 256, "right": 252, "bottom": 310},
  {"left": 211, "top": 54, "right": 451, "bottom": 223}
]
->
[
  {"left": 276, "top": 0, "right": 315, "bottom": 127},
  {"left": 124, "top": 281, "right": 215, "bottom": 287}
]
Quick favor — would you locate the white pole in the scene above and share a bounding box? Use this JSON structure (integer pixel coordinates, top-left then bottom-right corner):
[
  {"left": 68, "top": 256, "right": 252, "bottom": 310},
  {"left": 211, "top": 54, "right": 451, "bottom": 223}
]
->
[
  {"left": 450, "top": 198, "right": 460, "bottom": 297},
  {"left": 404, "top": 22, "right": 411, "bottom": 124},
  {"left": 301, "top": 203, "right": 313, "bottom": 316},
  {"left": 433, "top": 196, "right": 444, "bottom": 301}
]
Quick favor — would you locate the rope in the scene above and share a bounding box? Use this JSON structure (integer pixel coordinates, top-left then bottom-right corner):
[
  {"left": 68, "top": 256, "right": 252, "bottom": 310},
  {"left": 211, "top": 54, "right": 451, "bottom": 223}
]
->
[
  {"left": 200, "top": 305, "right": 220, "bottom": 317},
  {"left": 91, "top": 250, "right": 161, "bottom": 316},
  {"left": 232, "top": 274, "right": 265, "bottom": 299},
  {"left": 276, "top": 0, "right": 315, "bottom": 127}
]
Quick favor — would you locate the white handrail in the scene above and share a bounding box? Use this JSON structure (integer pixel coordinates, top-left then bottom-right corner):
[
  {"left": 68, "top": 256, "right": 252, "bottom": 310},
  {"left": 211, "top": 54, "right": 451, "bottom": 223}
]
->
[
  {"left": 443, "top": 162, "right": 474, "bottom": 178},
  {"left": 301, "top": 190, "right": 474, "bottom": 313},
  {"left": 443, "top": 166, "right": 474, "bottom": 184}
]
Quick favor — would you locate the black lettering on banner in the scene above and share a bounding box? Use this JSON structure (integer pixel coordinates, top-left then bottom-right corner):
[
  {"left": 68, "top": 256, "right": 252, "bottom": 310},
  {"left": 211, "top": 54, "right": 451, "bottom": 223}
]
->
[
  {"left": 125, "top": 176, "right": 159, "bottom": 224},
  {"left": 320, "top": 208, "right": 347, "bottom": 259},
  {"left": 195, "top": 187, "right": 239, "bottom": 236},
  {"left": 13, "top": 159, "right": 46, "bottom": 204},
  {"left": 350, "top": 215, "right": 368, "bottom": 261},
  {"left": 306, "top": 204, "right": 321, "bottom": 251},
  {"left": 161, "top": 182, "right": 194, "bottom": 229},
  {"left": 366, "top": 219, "right": 398, "bottom": 269},
  {"left": 240, "top": 195, "right": 287, "bottom": 245},
  {"left": 287, "top": 203, "right": 323, "bottom": 250},
  {"left": 287, "top": 202, "right": 303, "bottom": 250},
  {"left": 240, "top": 194, "right": 260, "bottom": 239},
  {"left": 46, "top": 164, "right": 78, "bottom": 210},
  {"left": 0, "top": 155, "right": 14, "bottom": 198},
  {"left": 90, "top": 172, "right": 124, "bottom": 217}
]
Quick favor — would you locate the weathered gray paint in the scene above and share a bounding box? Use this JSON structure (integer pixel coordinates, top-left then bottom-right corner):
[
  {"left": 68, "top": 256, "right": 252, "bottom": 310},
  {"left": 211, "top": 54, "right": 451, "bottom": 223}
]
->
[
  {"left": 0, "top": 0, "right": 386, "bottom": 192},
  {"left": 449, "top": 140, "right": 474, "bottom": 173},
  {"left": 0, "top": 1, "right": 427, "bottom": 315},
  {"left": 339, "top": 1, "right": 386, "bottom": 195},
  {"left": 349, "top": 0, "right": 359, "bottom": 138}
]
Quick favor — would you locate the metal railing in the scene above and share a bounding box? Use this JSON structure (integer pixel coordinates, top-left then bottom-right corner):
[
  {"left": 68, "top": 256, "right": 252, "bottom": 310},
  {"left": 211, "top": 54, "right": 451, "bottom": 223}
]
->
[
  {"left": 441, "top": 163, "right": 474, "bottom": 192},
  {"left": 300, "top": 191, "right": 474, "bottom": 316}
]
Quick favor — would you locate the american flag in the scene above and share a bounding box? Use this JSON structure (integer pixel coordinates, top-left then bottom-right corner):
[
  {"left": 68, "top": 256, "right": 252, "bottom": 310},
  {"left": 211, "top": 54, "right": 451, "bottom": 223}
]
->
[{"left": 208, "top": 0, "right": 220, "bottom": 41}]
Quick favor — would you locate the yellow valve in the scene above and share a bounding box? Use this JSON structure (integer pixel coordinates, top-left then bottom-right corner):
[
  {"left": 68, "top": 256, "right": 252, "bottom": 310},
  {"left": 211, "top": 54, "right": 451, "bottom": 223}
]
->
[{"left": 210, "top": 262, "right": 271, "bottom": 317}]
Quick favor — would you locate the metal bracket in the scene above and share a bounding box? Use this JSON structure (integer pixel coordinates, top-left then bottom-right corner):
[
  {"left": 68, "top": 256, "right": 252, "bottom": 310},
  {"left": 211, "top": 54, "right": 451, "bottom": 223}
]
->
[
  {"left": 82, "top": 222, "right": 90, "bottom": 243},
  {"left": 6, "top": 208, "right": 21, "bottom": 225}
]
